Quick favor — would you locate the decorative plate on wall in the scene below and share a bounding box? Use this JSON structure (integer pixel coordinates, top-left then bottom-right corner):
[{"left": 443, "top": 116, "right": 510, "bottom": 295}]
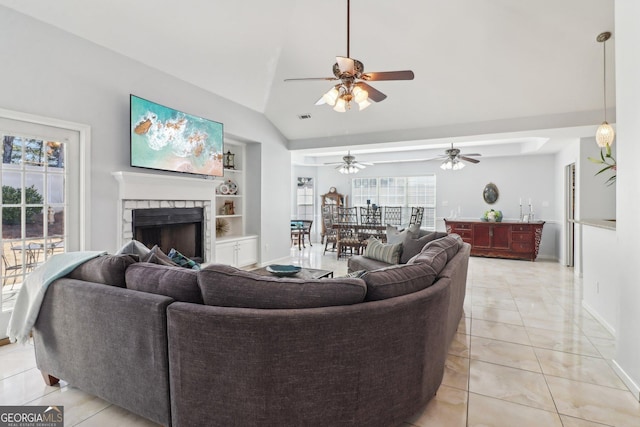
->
[{"left": 483, "top": 183, "right": 499, "bottom": 204}]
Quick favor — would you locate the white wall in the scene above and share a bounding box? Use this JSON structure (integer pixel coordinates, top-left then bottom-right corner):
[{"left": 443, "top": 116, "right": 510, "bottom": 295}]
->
[
  {"left": 578, "top": 137, "right": 617, "bottom": 220},
  {"left": 613, "top": 0, "right": 640, "bottom": 398},
  {"left": 0, "top": 7, "right": 292, "bottom": 263},
  {"left": 300, "top": 153, "right": 560, "bottom": 260}
]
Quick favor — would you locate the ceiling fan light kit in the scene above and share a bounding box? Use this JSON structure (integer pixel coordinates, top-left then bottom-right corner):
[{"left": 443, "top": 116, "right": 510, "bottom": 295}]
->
[
  {"left": 285, "top": 0, "right": 414, "bottom": 112},
  {"left": 595, "top": 31, "right": 615, "bottom": 147},
  {"left": 325, "top": 151, "right": 372, "bottom": 174}
]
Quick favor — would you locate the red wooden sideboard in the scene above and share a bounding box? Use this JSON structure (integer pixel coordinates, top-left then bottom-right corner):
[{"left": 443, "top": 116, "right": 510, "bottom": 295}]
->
[{"left": 444, "top": 219, "right": 544, "bottom": 261}]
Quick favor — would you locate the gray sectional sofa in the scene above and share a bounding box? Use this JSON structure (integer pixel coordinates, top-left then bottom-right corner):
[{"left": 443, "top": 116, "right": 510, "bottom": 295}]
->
[{"left": 32, "top": 234, "right": 470, "bottom": 427}]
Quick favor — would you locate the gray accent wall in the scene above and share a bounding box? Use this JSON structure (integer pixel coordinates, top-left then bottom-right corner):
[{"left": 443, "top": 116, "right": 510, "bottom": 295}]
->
[{"left": 0, "top": 6, "right": 292, "bottom": 263}]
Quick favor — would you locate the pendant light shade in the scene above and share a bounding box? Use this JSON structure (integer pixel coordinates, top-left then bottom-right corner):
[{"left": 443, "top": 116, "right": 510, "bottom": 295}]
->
[
  {"left": 595, "top": 32, "right": 614, "bottom": 147},
  {"left": 596, "top": 122, "right": 615, "bottom": 147}
]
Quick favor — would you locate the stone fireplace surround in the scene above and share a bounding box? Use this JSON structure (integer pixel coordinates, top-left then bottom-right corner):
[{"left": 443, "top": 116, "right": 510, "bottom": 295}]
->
[{"left": 113, "top": 171, "right": 216, "bottom": 262}]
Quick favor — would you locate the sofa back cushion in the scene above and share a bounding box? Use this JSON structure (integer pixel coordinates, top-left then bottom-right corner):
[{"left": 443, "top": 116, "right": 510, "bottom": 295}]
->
[
  {"left": 361, "top": 263, "right": 439, "bottom": 301},
  {"left": 126, "top": 263, "right": 203, "bottom": 304},
  {"left": 422, "top": 234, "right": 464, "bottom": 260},
  {"left": 400, "top": 230, "right": 439, "bottom": 264},
  {"left": 407, "top": 246, "right": 449, "bottom": 276},
  {"left": 66, "top": 254, "right": 137, "bottom": 288},
  {"left": 198, "top": 264, "right": 366, "bottom": 309},
  {"left": 363, "top": 237, "right": 402, "bottom": 264}
]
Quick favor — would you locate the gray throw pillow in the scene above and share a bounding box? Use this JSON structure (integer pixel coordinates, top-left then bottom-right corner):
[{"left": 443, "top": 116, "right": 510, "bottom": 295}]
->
[
  {"left": 67, "top": 254, "right": 137, "bottom": 288},
  {"left": 364, "top": 237, "right": 402, "bottom": 264},
  {"left": 116, "top": 239, "right": 151, "bottom": 257},
  {"left": 198, "top": 264, "right": 366, "bottom": 309},
  {"left": 126, "top": 263, "right": 203, "bottom": 304},
  {"left": 400, "top": 230, "right": 438, "bottom": 264},
  {"left": 142, "top": 245, "right": 180, "bottom": 267},
  {"left": 385, "top": 224, "right": 420, "bottom": 244}
]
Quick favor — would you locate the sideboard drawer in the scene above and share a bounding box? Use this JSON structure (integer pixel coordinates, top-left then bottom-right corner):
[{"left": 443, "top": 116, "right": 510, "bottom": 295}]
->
[
  {"left": 512, "top": 225, "right": 531, "bottom": 232},
  {"left": 455, "top": 230, "right": 472, "bottom": 239},
  {"left": 512, "top": 242, "right": 532, "bottom": 252},
  {"left": 452, "top": 223, "right": 472, "bottom": 230},
  {"left": 512, "top": 233, "right": 531, "bottom": 242}
]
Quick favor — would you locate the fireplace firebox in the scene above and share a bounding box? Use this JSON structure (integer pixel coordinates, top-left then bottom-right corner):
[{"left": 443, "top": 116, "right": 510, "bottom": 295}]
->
[{"left": 132, "top": 207, "right": 204, "bottom": 262}]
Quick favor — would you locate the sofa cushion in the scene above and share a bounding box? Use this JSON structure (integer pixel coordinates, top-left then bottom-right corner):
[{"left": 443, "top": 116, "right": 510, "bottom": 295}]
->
[
  {"left": 407, "top": 246, "right": 449, "bottom": 276},
  {"left": 126, "top": 263, "right": 203, "bottom": 304},
  {"left": 198, "top": 264, "right": 366, "bottom": 309},
  {"left": 66, "top": 254, "right": 137, "bottom": 288},
  {"left": 399, "top": 230, "right": 439, "bottom": 264},
  {"left": 347, "top": 255, "right": 393, "bottom": 273},
  {"left": 364, "top": 237, "right": 402, "bottom": 264},
  {"left": 361, "top": 263, "right": 439, "bottom": 301},
  {"left": 423, "top": 234, "right": 464, "bottom": 260}
]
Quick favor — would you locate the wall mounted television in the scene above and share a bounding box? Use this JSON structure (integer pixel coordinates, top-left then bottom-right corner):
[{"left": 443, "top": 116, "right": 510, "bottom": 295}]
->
[{"left": 130, "top": 94, "right": 224, "bottom": 177}]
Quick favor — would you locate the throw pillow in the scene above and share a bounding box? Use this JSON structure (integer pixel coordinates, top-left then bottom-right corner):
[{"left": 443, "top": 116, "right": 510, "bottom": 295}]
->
[
  {"left": 399, "top": 230, "right": 438, "bottom": 264},
  {"left": 142, "top": 245, "right": 180, "bottom": 267},
  {"left": 364, "top": 237, "right": 402, "bottom": 265},
  {"left": 342, "top": 269, "right": 367, "bottom": 279},
  {"left": 168, "top": 248, "right": 201, "bottom": 270},
  {"left": 126, "top": 263, "right": 203, "bottom": 304},
  {"left": 115, "top": 239, "right": 151, "bottom": 257},
  {"left": 198, "top": 264, "right": 367, "bottom": 309},
  {"left": 385, "top": 224, "right": 420, "bottom": 245},
  {"left": 361, "top": 263, "right": 439, "bottom": 301},
  {"left": 67, "top": 254, "right": 137, "bottom": 288}
]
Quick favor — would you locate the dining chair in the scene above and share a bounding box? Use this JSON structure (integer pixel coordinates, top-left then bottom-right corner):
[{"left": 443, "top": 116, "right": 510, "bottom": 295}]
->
[
  {"left": 290, "top": 220, "right": 313, "bottom": 250},
  {"left": 321, "top": 207, "right": 338, "bottom": 254},
  {"left": 336, "top": 207, "right": 362, "bottom": 258},
  {"left": 384, "top": 206, "right": 403, "bottom": 226},
  {"left": 409, "top": 207, "right": 425, "bottom": 227}
]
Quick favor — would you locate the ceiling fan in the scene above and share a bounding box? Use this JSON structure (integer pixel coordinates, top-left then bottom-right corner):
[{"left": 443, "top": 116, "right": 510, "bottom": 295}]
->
[
  {"left": 284, "top": 0, "right": 414, "bottom": 112},
  {"left": 431, "top": 144, "right": 482, "bottom": 170},
  {"left": 325, "top": 151, "right": 373, "bottom": 174}
]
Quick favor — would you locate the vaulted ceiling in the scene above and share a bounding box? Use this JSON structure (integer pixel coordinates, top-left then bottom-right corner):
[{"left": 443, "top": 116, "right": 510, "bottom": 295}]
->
[{"left": 0, "top": 0, "right": 615, "bottom": 162}]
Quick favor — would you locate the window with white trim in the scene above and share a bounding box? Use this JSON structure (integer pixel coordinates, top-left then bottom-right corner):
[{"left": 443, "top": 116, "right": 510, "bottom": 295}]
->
[{"left": 351, "top": 175, "right": 436, "bottom": 230}]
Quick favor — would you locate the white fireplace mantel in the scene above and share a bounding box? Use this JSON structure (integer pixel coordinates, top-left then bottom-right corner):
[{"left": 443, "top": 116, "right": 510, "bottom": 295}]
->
[
  {"left": 112, "top": 171, "right": 218, "bottom": 260},
  {"left": 112, "top": 171, "right": 218, "bottom": 201}
]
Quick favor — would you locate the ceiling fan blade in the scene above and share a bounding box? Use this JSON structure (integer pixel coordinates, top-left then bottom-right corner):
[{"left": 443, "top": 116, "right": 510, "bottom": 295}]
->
[
  {"left": 460, "top": 156, "right": 480, "bottom": 164},
  {"left": 323, "top": 161, "right": 344, "bottom": 165},
  {"left": 356, "top": 82, "right": 387, "bottom": 102},
  {"left": 361, "top": 70, "right": 415, "bottom": 81},
  {"left": 284, "top": 77, "right": 337, "bottom": 82},
  {"left": 460, "top": 153, "right": 482, "bottom": 157},
  {"left": 336, "top": 56, "right": 355, "bottom": 75},
  {"left": 357, "top": 162, "right": 374, "bottom": 166},
  {"left": 353, "top": 163, "right": 367, "bottom": 169}
]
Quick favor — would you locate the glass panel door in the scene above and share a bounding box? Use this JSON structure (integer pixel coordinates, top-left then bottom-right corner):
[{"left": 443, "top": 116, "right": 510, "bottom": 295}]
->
[{"left": 0, "top": 117, "right": 80, "bottom": 339}]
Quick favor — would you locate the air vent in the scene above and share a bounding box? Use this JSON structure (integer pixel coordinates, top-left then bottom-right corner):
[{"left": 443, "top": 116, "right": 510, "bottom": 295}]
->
[{"left": 298, "top": 114, "right": 312, "bottom": 120}]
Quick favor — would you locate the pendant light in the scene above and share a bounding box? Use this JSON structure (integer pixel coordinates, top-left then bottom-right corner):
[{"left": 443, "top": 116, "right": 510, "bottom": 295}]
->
[{"left": 595, "top": 32, "right": 615, "bottom": 148}]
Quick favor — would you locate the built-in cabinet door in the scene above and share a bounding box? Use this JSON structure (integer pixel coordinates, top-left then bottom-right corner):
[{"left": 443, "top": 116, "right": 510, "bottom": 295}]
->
[
  {"left": 236, "top": 237, "right": 258, "bottom": 267},
  {"left": 215, "top": 241, "right": 236, "bottom": 266}
]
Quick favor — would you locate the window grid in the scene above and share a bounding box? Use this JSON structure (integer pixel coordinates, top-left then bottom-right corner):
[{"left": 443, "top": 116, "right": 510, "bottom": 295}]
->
[{"left": 351, "top": 175, "right": 436, "bottom": 230}]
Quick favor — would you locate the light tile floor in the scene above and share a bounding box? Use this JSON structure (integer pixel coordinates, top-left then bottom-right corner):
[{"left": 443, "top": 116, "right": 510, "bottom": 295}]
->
[{"left": 1, "top": 244, "right": 639, "bottom": 426}]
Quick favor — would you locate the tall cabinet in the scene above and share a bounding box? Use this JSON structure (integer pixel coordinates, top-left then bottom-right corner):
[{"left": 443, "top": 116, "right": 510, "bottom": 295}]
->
[{"left": 214, "top": 140, "right": 258, "bottom": 267}]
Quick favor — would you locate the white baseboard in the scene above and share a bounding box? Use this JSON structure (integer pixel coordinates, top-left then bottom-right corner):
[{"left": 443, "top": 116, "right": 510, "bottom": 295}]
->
[
  {"left": 581, "top": 300, "right": 616, "bottom": 337},
  {"left": 611, "top": 359, "right": 640, "bottom": 401}
]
